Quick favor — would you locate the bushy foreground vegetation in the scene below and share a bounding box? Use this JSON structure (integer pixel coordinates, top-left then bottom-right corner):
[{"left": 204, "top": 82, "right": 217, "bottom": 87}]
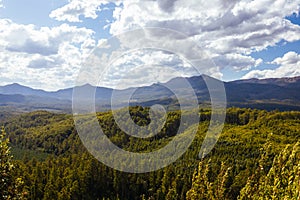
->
[{"left": 1, "top": 107, "right": 299, "bottom": 199}]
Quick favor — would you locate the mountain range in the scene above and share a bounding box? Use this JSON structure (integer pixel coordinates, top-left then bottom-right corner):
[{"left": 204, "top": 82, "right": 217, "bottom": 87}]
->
[{"left": 1, "top": 75, "right": 300, "bottom": 112}]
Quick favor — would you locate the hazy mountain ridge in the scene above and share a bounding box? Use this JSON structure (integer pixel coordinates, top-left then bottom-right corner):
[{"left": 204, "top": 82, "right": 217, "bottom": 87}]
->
[
  {"left": 0, "top": 75, "right": 300, "bottom": 112},
  {"left": 231, "top": 76, "right": 300, "bottom": 86}
]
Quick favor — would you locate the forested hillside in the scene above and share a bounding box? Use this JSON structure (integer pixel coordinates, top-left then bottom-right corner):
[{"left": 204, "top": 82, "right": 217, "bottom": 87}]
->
[{"left": 0, "top": 107, "right": 299, "bottom": 200}]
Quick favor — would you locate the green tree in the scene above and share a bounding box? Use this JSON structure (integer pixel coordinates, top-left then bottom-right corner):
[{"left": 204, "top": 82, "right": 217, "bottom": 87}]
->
[
  {"left": 0, "top": 126, "right": 26, "bottom": 200},
  {"left": 239, "top": 142, "right": 300, "bottom": 200},
  {"left": 186, "top": 160, "right": 231, "bottom": 200},
  {"left": 166, "top": 187, "right": 178, "bottom": 200}
]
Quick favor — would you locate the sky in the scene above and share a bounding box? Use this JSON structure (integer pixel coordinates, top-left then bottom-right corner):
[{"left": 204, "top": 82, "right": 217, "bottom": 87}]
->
[{"left": 0, "top": 0, "right": 300, "bottom": 91}]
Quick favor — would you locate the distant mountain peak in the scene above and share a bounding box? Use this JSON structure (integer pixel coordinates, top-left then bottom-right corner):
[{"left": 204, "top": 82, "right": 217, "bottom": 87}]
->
[
  {"left": 232, "top": 76, "right": 300, "bottom": 86},
  {"left": 1, "top": 75, "right": 300, "bottom": 112},
  {"left": 5, "top": 82, "right": 28, "bottom": 88},
  {"left": 0, "top": 82, "right": 48, "bottom": 97},
  {"left": 9, "top": 83, "right": 22, "bottom": 86}
]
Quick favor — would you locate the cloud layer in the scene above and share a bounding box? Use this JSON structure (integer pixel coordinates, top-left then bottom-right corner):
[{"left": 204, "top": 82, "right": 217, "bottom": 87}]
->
[
  {"left": 109, "top": 0, "right": 300, "bottom": 67},
  {"left": 85, "top": 0, "right": 300, "bottom": 83},
  {"left": 0, "top": 0, "right": 300, "bottom": 90}
]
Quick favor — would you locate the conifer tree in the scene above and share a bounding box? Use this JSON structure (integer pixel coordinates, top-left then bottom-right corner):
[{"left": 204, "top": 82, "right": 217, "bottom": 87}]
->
[
  {"left": 0, "top": 126, "right": 26, "bottom": 200},
  {"left": 186, "top": 159, "right": 231, "bottom": 200},
  {"left": 239, "top": 142, "right": 300, "bottom": 200}
]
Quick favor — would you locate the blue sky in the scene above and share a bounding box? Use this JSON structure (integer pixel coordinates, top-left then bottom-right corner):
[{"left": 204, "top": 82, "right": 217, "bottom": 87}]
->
[{"left": 0, "top": 0, "right": 300, "bottom": 90}]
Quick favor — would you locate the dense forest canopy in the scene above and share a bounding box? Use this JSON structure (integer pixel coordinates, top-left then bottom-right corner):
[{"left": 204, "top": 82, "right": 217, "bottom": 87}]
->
[{"left": 0, "top": 107, "right": 299, "bottom": 199}]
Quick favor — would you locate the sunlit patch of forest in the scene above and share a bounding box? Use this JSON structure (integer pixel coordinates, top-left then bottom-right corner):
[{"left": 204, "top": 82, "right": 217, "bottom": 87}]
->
[{"left": 1, "top": 107, "right": 299, "bottom": 199}]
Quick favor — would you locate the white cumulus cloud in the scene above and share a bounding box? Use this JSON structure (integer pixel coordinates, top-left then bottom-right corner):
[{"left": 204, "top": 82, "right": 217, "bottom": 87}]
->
[
  {"left": 242, "top": 51, "right": 300, "bottom": 79},
  {"left": 0, "top": 19, "right": 96, "bottom": 90},
  {"left": 108, "top": 0, "right": 300, "bottom": 74},
  {"left": 49, "top": 0, "right": 118, "bottom": 22},
  {"left": 2, "top": 0, "right": 300, "bottom": 90},
  {"left": 49, "top": 0, "right": 300, "bottom": 83}
]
